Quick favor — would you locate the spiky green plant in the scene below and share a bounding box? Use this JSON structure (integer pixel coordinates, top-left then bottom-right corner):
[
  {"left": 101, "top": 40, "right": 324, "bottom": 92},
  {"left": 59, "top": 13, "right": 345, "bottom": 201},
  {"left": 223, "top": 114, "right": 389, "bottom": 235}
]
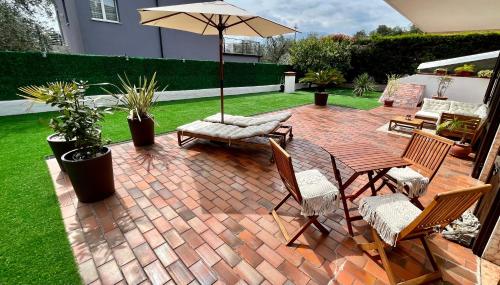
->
[
  {"left": 104, "top": 72, "right": 162, "bottom": 121},
  {"left": 437, "top": 117, "right": 469, "bottom": 143},
  {"left": 353, "top": 73, "right": 376, "bottom": 97},
  {"left": 436, "top": 75, "right": 453, "bottom": 98},
  {"left": 299, "top": 68, "right": 346, "bottom": 92},
  {"left": 384, "top": 74, "right": 401, "bottom": 99}
]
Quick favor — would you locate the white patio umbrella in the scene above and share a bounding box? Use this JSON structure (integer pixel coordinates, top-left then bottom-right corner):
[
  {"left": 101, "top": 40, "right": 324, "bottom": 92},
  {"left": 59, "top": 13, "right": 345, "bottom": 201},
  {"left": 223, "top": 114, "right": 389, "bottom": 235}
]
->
[{"left": 138, "top": 0, "right": 296, "bottom": 123}]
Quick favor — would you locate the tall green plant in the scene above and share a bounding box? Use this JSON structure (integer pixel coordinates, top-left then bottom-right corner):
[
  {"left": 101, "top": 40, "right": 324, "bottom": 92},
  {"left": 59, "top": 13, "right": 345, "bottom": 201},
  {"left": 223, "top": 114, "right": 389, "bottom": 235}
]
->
[
  {"left": 353, "top": 73, "right": 375, "bottom": 97},
  {"left": 384, "top": 74, "right": 401, "bottom": 99},
  {"left": 299, "top": 69, "right": 346, "bottom": 92},
  {"left": 19, "top": 81, "right": 111, "bottom": 159},
  {"left": 436, "top": 75, "right": 453, "bottom": 98},
  {"left": 104, "top": 73, "right": 162, "bottom": 120}
]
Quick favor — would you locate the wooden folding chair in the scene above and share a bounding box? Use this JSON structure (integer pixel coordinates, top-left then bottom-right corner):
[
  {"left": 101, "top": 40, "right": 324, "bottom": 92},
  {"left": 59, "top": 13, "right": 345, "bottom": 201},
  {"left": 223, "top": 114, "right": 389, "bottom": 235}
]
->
[
  {"left": 377, "top": 130, "right": 454, "bottom": 207},
  {"left": 269, "top": 139, "right": 338, "bottom": 246},
  {"left": 355, "top": 184, "right": 491, "bottom": 285}
]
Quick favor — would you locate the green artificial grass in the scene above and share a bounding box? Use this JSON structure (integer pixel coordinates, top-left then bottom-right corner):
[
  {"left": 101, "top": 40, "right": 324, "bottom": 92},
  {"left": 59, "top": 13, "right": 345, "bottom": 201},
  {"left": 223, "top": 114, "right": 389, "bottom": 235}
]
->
[
  {"left": 327, "top": 88, "right": 382, "bottom": 110},
  {"left": 0, "top": 89, "right": 380, "bottom": 284}
]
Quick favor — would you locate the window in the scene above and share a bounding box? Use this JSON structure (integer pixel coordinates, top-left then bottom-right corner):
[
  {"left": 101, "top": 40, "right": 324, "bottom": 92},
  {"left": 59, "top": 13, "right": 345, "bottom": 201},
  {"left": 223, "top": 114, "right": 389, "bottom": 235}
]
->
[{"left": 90, "top": 0, "right": 119, "bottom": 22}]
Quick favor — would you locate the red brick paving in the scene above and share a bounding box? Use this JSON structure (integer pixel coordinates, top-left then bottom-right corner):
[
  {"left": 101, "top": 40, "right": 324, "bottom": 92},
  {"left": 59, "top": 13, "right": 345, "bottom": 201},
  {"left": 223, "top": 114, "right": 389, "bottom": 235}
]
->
[{"left": 47, "top": 104, "right": 483, "bottom": 285}]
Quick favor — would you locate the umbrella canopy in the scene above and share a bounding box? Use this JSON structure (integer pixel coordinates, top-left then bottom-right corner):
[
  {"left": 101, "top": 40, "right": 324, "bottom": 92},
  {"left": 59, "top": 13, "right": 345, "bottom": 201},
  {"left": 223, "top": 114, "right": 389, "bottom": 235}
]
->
[
  {"left": 138, "top": 1, "right": 296, "bottom": 123},
  {"left": 384, "top": 0, "right": 500, "bottom": 33}
]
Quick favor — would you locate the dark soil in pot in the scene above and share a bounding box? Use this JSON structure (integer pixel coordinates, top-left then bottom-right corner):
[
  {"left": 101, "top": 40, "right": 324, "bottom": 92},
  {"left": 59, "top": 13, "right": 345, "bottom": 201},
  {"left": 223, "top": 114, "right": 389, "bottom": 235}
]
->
[
  {"left": 128, "top": 116, "right": 155, "bottom": 147},
  {"left": 432, "top": 96, "right": 448, "bottom": 100},
  {"left": 62, "top": 147, "right": 115, "bottom": 203},
  {"left": 47, "top": 134, "right": 76, "bottom": 172},
  {"left": 314, "top": 92, "right": 329, "bottom": 106},
  {"left": 384, "top": 100, "right": 394, "bottom": 107}
]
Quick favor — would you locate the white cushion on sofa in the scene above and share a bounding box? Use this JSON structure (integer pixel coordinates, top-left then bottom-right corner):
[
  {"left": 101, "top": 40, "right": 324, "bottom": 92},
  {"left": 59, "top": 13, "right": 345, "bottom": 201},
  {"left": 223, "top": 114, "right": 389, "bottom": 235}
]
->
[
  {"left": 415, "top": 110, "right": 440, "bottom": 120},
  {"left": 421, "top": 98, "right": 451, "bottom": 113},
  {"left": 449, "top": 101, "right": 485, "bottom": 118}
]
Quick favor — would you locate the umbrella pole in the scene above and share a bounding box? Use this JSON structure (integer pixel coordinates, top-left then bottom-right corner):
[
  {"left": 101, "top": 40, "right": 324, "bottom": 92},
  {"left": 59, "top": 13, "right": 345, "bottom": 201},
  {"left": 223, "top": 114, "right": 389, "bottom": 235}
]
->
[{"left": 218, "top": 27, "right": 224, "bottom": 123}]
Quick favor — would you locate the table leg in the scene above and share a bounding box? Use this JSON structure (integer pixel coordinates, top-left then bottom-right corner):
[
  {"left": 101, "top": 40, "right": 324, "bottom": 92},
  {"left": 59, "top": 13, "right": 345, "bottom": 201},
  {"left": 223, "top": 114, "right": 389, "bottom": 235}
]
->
[
  {"left": 367, "top": 171, "right": 377, "bottom": 196},
  {"left": 388, "top": 121, "right": 393, "bottom": 131},
  {"left": 331, "top": 155, "right": 355, "bottom": 236},
  {"left": 348, "top": 168, "right": 390, "bottom": 201}
]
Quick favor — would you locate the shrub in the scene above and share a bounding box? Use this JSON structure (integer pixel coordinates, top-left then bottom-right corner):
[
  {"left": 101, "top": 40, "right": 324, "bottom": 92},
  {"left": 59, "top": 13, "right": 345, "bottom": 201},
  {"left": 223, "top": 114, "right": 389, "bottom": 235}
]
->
[
  {"left": 353, "top": 73, "right": 375, "bottom": 97},
  {"left": 478, "top": 69, "right": 493, "bottom": 78},
  {"left": 454, "top": 64, "right": 475, "bottom": 73},
  {"left": 290, "top": 35, "right": 352, "bottom": 73}
]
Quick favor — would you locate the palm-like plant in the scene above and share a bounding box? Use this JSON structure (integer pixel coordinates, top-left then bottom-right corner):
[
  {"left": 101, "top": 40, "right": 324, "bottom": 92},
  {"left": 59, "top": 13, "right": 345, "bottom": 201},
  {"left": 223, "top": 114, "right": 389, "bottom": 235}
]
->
[
  {"left": 299, "top": 68, "right": 346, "bottom": 92},
  {"left": 353, "top": 73, "right": 375, "bottom": 97},
  {"left": 105, "top": 72, "right": 161, "bottom": 121},
  {"left": 384, "top": 74, "right": 401, "bottom": 99},
  {"left": 437, "top": 118, "right": 469, "bottom": 144}
]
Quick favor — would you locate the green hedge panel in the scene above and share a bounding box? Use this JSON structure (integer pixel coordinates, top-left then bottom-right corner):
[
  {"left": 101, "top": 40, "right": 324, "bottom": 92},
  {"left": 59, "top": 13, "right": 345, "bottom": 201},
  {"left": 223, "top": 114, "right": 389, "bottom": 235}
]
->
[
  {"left": 0, "top": 52, "right": 289, "bottom": 101},
  {"left": 348, "top": 33, "right": 500, "bottom": 82}
]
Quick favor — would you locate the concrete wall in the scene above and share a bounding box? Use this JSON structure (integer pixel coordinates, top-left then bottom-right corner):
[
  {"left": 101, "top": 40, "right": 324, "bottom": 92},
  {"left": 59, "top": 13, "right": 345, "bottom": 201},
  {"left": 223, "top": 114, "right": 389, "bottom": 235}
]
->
[
  {"left": 54, "top": 0, "right": 259, "bottom": 62},
  {"left": 398, "top": 74, "right": 489, "bottom": 104}
]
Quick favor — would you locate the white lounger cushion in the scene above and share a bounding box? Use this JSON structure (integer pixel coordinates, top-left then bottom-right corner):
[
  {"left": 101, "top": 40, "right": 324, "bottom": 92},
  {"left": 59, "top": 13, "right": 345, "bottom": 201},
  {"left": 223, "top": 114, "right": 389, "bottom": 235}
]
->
[
  {"left": 177, "top": 120, "right": 280, "bottom": 140},
  {"left": 204, "top": 112, "right": 292, "bottom": 127},
  {"left": 359, "top": 193, "right": 422, "bottom": 246},
  {"left": 295, "top": 169, "right": 339, "bottom": 216}
]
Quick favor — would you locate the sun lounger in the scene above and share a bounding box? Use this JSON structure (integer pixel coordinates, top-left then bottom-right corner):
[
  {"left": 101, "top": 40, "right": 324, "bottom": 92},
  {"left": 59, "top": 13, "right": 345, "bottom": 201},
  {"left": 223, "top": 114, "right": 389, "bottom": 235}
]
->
[
  {"left": 203, "top": 112, "right": 293, "bottom": 143},
  {"left": 176, "top": 120, "right": 285, "bottom": 152}
]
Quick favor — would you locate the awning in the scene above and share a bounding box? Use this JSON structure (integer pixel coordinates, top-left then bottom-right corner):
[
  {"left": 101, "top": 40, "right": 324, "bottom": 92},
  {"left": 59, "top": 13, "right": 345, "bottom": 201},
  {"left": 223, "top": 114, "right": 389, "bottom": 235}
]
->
[
  {"left": 384, "top": 0, "right": 500, "bottom": 33},
  {"left": 417, "top": 50, "right": 500, "bottom": 72}
]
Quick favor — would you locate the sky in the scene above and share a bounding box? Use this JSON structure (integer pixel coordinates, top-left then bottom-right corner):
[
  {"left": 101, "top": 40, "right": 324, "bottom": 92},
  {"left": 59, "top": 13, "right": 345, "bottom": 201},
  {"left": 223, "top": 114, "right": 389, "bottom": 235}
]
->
[{"left": 232, "top": 0, "right": 411, "bottom": 35}]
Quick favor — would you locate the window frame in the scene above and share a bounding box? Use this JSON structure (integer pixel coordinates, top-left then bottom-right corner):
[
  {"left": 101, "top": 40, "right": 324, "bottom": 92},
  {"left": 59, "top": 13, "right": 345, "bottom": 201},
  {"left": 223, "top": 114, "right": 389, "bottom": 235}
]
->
[{"left": 90, "top": 0, "right": 120, "bottom": 24}]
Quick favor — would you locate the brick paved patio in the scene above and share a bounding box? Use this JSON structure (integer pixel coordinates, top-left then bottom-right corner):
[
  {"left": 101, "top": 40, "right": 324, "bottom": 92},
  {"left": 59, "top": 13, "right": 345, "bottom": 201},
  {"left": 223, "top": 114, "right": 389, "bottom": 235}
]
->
[{"left": 48, "top": 104, "right": 483, "bottom": 285}]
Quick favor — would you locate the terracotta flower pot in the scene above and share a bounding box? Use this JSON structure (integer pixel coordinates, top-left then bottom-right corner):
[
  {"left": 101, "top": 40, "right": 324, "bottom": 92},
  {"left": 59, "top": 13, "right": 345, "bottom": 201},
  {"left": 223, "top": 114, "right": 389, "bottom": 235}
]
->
[
  {"left": 47, "top": 133, "right": 76, "bottom": 172},
  {"left": 455, "top": 71, "right": 475, "bottom": 77},
  {"left": 128, "top": 116, "right": 155, "bottom": 147},
  {"left": 450, "top": 143, "right": 472, "bottom": 159},
  {"left": 314, "top": 92, "right": 329, "bottom": 106},
  {"left": 384, "top": 99, "right": 394, "bottom": 107},
  {"left": 62, "top": 147, "right": 115, "bottom": 203},
  {"left": 435, "top": 70, "right": 447, "bottom": 76}
]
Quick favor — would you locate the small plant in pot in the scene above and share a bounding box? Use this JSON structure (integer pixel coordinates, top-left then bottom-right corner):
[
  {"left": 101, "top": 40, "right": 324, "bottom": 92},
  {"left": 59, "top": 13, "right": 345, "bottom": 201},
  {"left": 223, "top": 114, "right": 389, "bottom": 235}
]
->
[
  {"left": 478, "top": 69, "right": 493, "bottom": 78},
  {"left": 454, "top": 64, "right": 475, "bottom": 77},
  {"left": 18, "top": 82, "right": 79, "bottom": 172},
  {"left": 437, "top": 118, "right": 472, "bottom": 159},
  {"left": 279, "top": 76, "right": 285, "bottom": 92},
  {"left": 383, "top": 74, "right": 400, "bottom": 107},
  {"left": 299, "top": 68, "right": 345, "bottom": 106},
  {"left": 104, "top": 73, "right": 161, "bottom": 147},
  {"left": 353, "top": 73, "right": 376, "bottom": 97},
  {"left": 433, "top": 75, "right": 453, "bottom": 100},
  {"left": 57, "top": 82, "right": 115, "bottom": 203}
]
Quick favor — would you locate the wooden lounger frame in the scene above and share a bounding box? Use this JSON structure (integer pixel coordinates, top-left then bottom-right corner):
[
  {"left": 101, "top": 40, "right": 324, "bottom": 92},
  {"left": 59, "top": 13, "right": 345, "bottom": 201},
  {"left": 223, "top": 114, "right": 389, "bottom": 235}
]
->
[{"left": 355, "top": 184, "right": 491, "bottom": 285}]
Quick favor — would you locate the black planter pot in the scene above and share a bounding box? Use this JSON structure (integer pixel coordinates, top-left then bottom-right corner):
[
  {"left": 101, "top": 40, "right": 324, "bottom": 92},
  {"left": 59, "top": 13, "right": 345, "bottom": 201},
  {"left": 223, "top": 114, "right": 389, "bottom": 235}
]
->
[
  {"left": 47, "top": 134, "right": 76, "bottom": 172},
  {"left": 279, "top": 84, "right": 285, "bottom": 92},
  {"left": 314, "top": 92, "right": 329, "bottom": 106},
  {"left": 62, "top": 147, "right": 115, "bottom": 203},
  {"left": 384, "top": 99, "right": 394, "bottom": 107},
  {"left": 128, "top": 116, "right": 155, "bottom": 147}
]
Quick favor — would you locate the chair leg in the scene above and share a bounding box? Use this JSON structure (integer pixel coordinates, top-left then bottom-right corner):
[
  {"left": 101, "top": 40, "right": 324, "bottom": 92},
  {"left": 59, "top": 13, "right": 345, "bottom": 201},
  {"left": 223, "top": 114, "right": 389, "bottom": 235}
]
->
[
  {"left": 271, "top": 193, "right": 291, "bottom": 213},
  {"left": 410, "top": 197, "right": 425, "bottom": 210},
  {"left": 286, "top": 218, "right": 315, "bottom": 246},
  {"left": 371, "top": 229, "right": 398, "bottom": 285},
  {"left": 312, "top": 219, "right": 330, "bottom": 235}
]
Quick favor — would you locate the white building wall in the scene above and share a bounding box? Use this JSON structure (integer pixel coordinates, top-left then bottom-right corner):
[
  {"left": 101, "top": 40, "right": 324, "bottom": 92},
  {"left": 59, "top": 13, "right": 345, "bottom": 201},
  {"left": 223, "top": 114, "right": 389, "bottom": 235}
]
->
[{"left": 398, "top": 74, "right": 490, "bottom": 104}]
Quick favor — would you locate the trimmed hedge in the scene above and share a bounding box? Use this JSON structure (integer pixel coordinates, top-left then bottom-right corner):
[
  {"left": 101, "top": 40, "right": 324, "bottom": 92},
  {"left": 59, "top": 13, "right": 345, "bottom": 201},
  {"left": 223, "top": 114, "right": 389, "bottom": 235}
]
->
[
  {"left": 0, "top": 51, "right": 289, "bottom": 101},
  {"left": 348, "top": 33, "right": 500, "bottom": 82}
]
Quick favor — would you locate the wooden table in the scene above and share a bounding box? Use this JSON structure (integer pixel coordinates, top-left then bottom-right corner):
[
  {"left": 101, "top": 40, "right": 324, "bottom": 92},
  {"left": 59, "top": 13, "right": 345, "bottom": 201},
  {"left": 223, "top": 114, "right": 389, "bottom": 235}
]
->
[
  {"left": 322, "top": 143, "right": 410, "bottom": 236},
  {"left": 389, "top": 116, "right": 423, "bottom": 132}
]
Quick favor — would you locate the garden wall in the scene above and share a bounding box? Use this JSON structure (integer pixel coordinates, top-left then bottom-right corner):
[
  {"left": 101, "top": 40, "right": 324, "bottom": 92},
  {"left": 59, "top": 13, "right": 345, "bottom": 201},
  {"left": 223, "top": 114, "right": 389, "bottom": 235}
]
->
[
  {"left": 348, "top": 33, "right": 500, "bottom": 82},
  {"left": 0, "top": 51, "right": 290, "bottom": 101}
]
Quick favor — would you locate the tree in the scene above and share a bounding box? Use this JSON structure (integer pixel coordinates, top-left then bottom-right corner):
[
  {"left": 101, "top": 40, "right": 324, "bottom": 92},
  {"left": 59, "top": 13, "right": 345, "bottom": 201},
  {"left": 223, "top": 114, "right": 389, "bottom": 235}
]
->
[
  {"left": 289, "top": 35, "right": 352, "bottom": 73},
  {"left": 0, "top": 0, "right": 55, "bottom": 51},
  {"left": 354, "top": 24, "right": 423, "bottom": 39},
  {"left": 261, "top": 35, "right": 294, "bottom": 64}
]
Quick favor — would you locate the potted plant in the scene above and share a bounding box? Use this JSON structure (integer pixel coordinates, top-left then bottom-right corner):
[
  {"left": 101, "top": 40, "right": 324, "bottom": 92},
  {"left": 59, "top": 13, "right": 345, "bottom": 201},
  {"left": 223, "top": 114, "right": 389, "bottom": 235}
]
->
[
  {"left": 434, "top": 68, "right": 448, "bottom": 76},
  {"left": 353, "top": 72, "right": 376, "bottom": 97},
  {"left": 433, "top": 75, "right": 453, "bottom": 100},
  {"left": 57, "top": 81, "right": 115, "bottom": 203},
  {"left": 454, "top": 64, "right": 476, "bottom": 77},
  {"left": 478, "top": 69, "right": 493, "bottom": 78},
  {"left": 299, "top": 68, "right": 345, "bottom": 106},
  {"left": 437, "top": 118, "right": 472, "bottom": 159},
  {"left": 383, "top": 74, "right": 400, "bottom": 107},
  {"left": 105, "top": 73, "right": 161, "bottom": 147},
  {"left": 18, "top": 82, "right": 79, "bottom": 172}
]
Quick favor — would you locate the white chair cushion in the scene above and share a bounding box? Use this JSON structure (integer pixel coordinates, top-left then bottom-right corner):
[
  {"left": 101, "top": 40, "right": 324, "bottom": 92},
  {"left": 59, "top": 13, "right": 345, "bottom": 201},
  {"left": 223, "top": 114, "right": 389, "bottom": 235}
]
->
[
  {"left": 420, "top": 98, "right": 451, "bottom": 113},
  {"left": 177, "top": 120, "right": 279, "bottom": 140},
  {"left": 386, "top": 167, "right": 429, "bottom": 198},
  {"left": 449, "top": 101, "right": 485, "bottom": 118},
  {"left": 295, "top": 169, "right": 339, "bottom": 217},
  {"left": 204, "top": 112, "right": 292, "bottom": 127},
  {"left": 359, "top": 193, "right": 422, "bottom": 246},
  {"left": 415, "top": 110, "right": 441, "bottom": 121}
]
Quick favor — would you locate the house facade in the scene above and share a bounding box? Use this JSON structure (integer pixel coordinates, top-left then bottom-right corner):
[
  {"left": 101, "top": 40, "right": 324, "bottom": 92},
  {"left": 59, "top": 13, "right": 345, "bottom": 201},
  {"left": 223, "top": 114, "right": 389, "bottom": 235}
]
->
[{"left": 54, "top": 0, "right": 261, "bottom": 62}]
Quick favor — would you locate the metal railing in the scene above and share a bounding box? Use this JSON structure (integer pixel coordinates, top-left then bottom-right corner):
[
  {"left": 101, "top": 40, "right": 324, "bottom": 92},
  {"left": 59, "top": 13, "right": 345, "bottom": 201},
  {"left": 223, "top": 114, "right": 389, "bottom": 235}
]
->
[{"left": 224, "top": 37, "right": 262, "bottom": 56}]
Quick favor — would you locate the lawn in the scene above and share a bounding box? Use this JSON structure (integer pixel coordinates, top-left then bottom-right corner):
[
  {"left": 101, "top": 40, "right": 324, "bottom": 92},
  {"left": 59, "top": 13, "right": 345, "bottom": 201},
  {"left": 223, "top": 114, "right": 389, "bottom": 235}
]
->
[{"left": 0, "top": 88, "right": 380, "bottom": 284}]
